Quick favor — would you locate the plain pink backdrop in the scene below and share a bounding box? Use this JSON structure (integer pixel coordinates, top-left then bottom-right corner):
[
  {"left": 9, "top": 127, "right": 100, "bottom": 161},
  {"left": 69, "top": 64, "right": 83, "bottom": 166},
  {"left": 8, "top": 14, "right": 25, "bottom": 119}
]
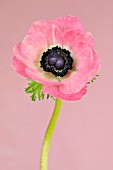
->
[{"left": 0, "top": 0, "right": 113, "bottom": 170}]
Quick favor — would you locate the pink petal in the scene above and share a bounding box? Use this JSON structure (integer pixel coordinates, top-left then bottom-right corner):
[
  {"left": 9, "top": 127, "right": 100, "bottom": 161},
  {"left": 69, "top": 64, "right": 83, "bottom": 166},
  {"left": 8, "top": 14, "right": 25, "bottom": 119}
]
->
[
  {"left": 87, "top": 50, "right": 100, "bottom": 81},
  {"left": 13, "top": 42, "right": 29, "bottom": 66},
  {"left": 60, "top": 72, "right": 88, "bottom": 94},
  {"left": 13, "top": 41, "right": 39, "bottom": 71},
  {"left": 13, "top": 42, "right": 23, "bottom": 61},
  {"left": 50, "top": 15, "right": 84, "bottom": 33},
  {"left": 25, "top": 68, "right": 61, "bottom": 86},
  {"left": 75, "top": 48, "right": 93, "bottom": 74},
  {"left": 42, "top": 85, "right": 87, "bottom": 101},
  {"left": 21, "top": 31, "right": 48, "bottom": 64},
  {"left": 12, "top": 56, "right": 27, "bottom": 77},
  {"left": 63, "top": 30, "right": 94, "bottom": 74},
  {"left": 28, "top": 21, "right": 63, "bottom": 47},
  {"left": 63, "top": 30, "right": 94, "bottom": 51}
]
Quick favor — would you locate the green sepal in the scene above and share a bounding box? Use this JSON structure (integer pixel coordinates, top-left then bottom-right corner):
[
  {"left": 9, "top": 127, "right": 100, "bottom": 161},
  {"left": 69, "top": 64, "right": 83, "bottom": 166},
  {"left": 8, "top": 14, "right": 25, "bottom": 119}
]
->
[
  {"left": 86, "top": 75, "right": 99, "bottom": 84},
  {"left": 25, "top": 79, "right": 56, "bottom": 101}
]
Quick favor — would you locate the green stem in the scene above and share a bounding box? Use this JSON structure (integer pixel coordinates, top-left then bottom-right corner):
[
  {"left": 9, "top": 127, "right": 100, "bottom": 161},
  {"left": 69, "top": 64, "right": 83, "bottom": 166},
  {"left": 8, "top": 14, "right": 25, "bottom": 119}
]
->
[{"left": 40, "top": 98, "right": 62, "bottom": 170}]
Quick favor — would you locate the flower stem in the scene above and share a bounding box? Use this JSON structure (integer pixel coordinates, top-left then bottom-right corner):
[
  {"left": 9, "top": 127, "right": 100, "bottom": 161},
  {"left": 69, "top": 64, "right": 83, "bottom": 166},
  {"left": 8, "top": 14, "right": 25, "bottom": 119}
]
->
[{"left": 40, "top": 98, "right": 62, "bottom": 170}]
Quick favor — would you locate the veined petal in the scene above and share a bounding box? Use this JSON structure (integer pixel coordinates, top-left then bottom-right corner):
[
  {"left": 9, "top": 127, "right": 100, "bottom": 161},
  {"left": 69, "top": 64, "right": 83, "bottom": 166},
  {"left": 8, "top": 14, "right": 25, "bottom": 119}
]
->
[
  {"left": 60, "top": 72, "right": 88, "bottom": 94},
  {"left": 13, "top": 42, "right": 36, "bottom": 71},
  {"left": 87, "top": 50, "right": 100, "bottom": 81},
  {"left": 75, "top": 48, "right": 93, "bottom": 74},
  {"left": 13, "top": 43, "right": 24, "bottom": 62},
  {"left": 42, "top": 85, "right": 87, "bottom": 101},
  {"left": 50, "top": 24, "right": 63, "bottom": 47},
  {"left": 13, "top": 42, "right": 31, "bottom": 64},
  {"left": 28, "top": 20, "right": 63, "bottom": 47},
  {"left": 63, "top": 30, "right": 94, "bottom": 74},
  {"left": 50, "top": 15, "right": 84, "bottom": 33},
  {"left": 12, "top": 56, "right": 27, "bottom": 77},
  {"left": 25, "top": 68, "right": 61, "bottom": 86},
  {"left": 63, "top": 30, "right": 94, "bottom": 51},
  {"left": 21, "top": 31, "right": 48, "bottom": 63}
]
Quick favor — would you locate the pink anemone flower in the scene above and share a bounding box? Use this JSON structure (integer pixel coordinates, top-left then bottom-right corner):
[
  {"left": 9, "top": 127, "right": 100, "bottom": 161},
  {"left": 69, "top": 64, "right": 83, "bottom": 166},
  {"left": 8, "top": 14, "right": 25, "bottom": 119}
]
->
[{"left": 12, "top": 15, "right": 100, "bottom": 101}]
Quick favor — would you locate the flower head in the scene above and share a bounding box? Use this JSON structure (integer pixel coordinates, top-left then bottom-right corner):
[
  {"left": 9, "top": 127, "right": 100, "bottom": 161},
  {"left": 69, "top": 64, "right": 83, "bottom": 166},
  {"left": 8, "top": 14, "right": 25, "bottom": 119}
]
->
[{"left": 12, "top": 15, "right": 100, "bottom": 101}]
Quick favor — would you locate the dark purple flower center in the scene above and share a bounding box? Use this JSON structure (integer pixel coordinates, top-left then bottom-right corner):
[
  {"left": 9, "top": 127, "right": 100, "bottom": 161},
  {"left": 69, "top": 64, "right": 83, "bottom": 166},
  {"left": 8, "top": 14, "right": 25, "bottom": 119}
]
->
[
  {"left": 40, "top": 46, "right": 73, "bottom": 77},
  {"left": 48, "top": 54, "right": 65, "bottom": 70}
]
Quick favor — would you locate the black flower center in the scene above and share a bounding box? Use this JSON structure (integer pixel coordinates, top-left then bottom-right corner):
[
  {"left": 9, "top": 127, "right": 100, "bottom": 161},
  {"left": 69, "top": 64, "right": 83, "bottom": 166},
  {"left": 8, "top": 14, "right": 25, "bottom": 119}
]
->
[{"left": 40, "top": 46, "right": 73, "bottom": 77}]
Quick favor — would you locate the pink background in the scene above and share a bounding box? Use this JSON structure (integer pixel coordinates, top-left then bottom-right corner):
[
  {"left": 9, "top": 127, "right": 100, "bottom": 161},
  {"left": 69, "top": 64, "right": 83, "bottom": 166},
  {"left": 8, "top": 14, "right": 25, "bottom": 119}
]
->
[{"left": 0, "top": 0, "right": 113, "bottom": 169}]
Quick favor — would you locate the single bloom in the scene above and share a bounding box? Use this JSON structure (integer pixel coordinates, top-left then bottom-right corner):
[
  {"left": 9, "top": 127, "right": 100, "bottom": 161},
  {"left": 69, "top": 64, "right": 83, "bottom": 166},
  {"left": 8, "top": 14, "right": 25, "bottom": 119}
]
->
[{"left": 12, "top": 15, "right": 100, "bottom": 101}]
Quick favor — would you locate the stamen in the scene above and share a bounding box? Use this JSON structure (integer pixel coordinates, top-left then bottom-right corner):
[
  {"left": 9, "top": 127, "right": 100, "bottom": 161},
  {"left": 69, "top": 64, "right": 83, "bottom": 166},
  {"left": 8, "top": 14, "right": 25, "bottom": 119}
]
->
[{"left": 40, "top": 46, "right": 73, "bottom": 77}]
